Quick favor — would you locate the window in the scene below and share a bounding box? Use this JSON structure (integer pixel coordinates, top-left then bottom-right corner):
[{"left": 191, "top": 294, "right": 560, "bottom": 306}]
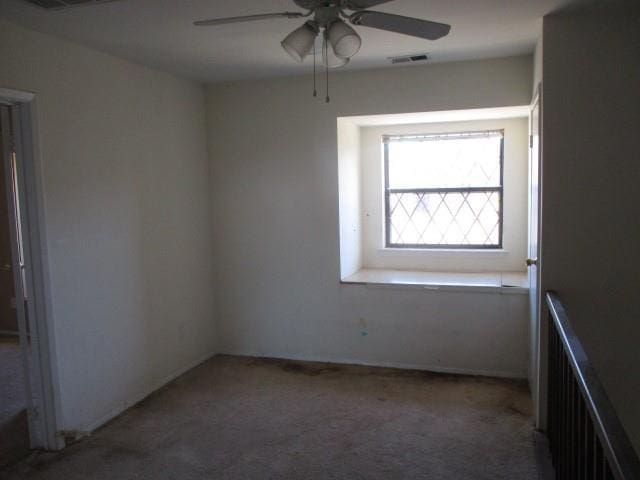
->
[{"left": 384, "top": 130, "right": 503, "bottom": 249}]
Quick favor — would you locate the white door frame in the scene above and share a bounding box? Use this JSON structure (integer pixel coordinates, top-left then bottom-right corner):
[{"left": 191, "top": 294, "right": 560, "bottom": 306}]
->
[
  {"left": 528, "top": 83, "right": 546, "bottom": 430},
  {"left": 0, "top": 88, "right": 63, "bottom": 450}
]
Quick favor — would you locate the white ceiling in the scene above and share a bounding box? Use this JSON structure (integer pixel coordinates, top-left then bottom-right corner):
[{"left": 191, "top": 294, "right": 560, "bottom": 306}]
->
[{"left": 0, "top": 0, "right": 575, "bottom": 83}]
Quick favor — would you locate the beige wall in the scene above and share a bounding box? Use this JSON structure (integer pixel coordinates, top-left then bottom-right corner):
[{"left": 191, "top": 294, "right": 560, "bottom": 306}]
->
[
  {"left": 542, "top": 3, "right": 640, "bottom": 453},
  {"left": 206, "top": 56, "right": 534, "bottom": 378},
  {"left": 0, "top": 20, "right": 215, "bottom": 433}
]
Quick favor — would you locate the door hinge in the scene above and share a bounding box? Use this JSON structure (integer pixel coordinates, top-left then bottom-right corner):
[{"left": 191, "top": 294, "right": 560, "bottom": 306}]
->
[{"left": 529, "top": 134, "right": 533, "bottom": 149}]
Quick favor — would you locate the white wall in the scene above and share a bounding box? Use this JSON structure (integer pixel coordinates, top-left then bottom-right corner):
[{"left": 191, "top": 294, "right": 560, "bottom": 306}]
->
[
  {"left": 542, "top": 3, "right": 640, "bottom": 453},
  {"left": 0, "top": 20, "right": 215, "bottom": 433},
  {"left": 532, "top": 36, "right": 543, "bottom": 99},
  {"left": 206, "top": 56, "right": 533, "bottom": 378},
  {"left": 360, "top": 118, "right": 529, "bottom": 273},
  {"left": 337, "top": 119, "right": 362, "bottom": 278}
]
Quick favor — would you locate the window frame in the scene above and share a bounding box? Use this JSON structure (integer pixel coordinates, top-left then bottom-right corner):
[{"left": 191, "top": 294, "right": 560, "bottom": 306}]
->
[{"left": 383, "top": 130, "right": 505, "bottom": 250}]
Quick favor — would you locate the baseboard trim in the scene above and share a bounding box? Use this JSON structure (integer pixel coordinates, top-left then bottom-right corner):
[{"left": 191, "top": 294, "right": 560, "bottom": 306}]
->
[
  {"left": 217, "top": 350, "right": 527, "bottom": 380},
  {"left": 78, "top": 350, "right": 217, "bottom": 436}
]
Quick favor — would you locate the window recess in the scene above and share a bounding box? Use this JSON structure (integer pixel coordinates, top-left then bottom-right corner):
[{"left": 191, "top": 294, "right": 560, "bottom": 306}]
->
[{"left": 383, "top": 130, "right": 504, "bottom": 249}]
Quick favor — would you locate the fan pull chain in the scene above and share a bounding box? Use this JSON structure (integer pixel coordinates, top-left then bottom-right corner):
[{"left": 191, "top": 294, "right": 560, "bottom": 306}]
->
[
  {"left": 312, "top": 44, "right": 317, "bottom": 98},
  {"left": 324, "top": 31, "right": 330, "bottom": 103},
  {"left": 325, "top": 61, "right": 330, "bottom": 103}
]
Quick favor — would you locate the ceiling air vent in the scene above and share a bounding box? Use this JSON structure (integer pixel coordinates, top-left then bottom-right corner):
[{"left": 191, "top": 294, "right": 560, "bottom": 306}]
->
[
  {"left": 389, "top": 53, "right": 430, "bottom": 65},
  {"left": 23, "top": 0, "right": 119, "bottom": 10}
]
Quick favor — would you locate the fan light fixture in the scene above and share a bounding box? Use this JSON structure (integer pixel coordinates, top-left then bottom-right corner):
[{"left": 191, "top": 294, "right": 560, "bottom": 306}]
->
[
  {"left": 322, "top": 35, "right": 349, "bottom": 68},
  {"left": 327, "top": 19, "right": 361, "bottom": 59},
  {"left": 281, "top": 22, "right": 319, "bottom": 62},
  {"left": 281, "top": 19, "right": 360, "bottom": 65}
]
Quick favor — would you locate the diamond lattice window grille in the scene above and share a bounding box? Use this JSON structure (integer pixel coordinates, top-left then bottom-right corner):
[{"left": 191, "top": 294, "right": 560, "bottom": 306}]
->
[{"left": 384, "top": 130, "right": 503, "bottom": 249}]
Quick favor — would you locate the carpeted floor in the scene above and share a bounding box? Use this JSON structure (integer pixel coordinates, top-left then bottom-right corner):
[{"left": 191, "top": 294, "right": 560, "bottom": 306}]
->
[
  {"left": 0, "top": 335, "right": 30, "bottom": 467},
  {"left": 3, "top": 355, "right": 551, "bottom": 479}
]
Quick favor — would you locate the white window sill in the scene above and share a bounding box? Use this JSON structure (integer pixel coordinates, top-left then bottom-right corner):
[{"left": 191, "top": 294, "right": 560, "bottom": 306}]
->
[
  {"left": 341, "top": 268, "right": 529, "bottom": 294},
  {"left": 377, "top": 248, "right": 508, "bottom": 254}
]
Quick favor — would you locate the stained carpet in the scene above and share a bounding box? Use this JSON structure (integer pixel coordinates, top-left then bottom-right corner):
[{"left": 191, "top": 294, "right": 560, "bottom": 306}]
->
[{"left": 3, "top": 355, "right": 551, "bottom": 479}]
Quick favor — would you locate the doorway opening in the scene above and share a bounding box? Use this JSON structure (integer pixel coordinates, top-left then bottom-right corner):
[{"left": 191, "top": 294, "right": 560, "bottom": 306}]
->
[
  {"left": 0, "top": 104, "right": 30, "bottom": 466},
  {"left": 0, "top": 91, "right": 61, "bottom": 465}
]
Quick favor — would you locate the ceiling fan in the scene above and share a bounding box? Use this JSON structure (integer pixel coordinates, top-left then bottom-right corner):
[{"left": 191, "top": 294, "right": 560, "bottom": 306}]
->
[{"left": 194, "top": 0, "right": 451, "bottom": 101}]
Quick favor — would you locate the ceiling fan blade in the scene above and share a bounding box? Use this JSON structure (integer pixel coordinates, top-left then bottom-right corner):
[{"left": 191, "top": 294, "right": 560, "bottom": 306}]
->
[
  {"left": 194, "top": 12, "right": 305, "bottom": 27},
  {"left": 345, "top": 0, "right": 394, "bottom": 9},
  {"left": 350, "top": 11, "right": 451, "bottom": 40}
]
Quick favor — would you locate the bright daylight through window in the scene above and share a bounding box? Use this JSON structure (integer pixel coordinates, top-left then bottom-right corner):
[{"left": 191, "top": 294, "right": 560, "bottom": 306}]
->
[{"left": 384, "top": 130, "right": 504, "bottom": 249}]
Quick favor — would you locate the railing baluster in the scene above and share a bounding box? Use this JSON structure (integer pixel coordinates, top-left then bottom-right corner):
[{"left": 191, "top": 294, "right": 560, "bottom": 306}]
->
[
  {"left": 578, "top": 381, "right": 584, "bottom": 479},
  {"left": 568, "top": 361, "right": 572, "bottom": 480},
  {"left": 569, "top": 375, "right": 578, "bottom": 480},
  {"left": 556, "top": 326, "right": 562, "bottom": 470},
  {"left": 564, "top": 364, "right": 569, "bottom": 480},
  {"left": 567, "top": 353, "right": 573, "bottom": 478},
  {"left": 580, "top": 397, "right": 589, "bottom": 480},
  {"left": 552, "top": 325, "right": 558, "bottom": 467},
  {"left": 560, "top": 350, "right": 566, "bottom": 477},
  {"left": 545, "top": 292, "right": 640, "bottom": 480},
  {"left": 595, "top": 441, "right": 604, "bottom": 480},
  {"left": 571, "top": 375, "right": 580, "bottom": 480},
  {"left": 580, "top": 398, "right": 587, "bottom": 480},
  {"left": 552, "top": 325, "right": 558, "bottom": 464},
  {"left": 585, "top": 415, "right": 594, "bottom": 480}
]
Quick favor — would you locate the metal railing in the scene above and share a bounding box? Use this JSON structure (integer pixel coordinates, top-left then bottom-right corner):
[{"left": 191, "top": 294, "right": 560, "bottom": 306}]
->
[{"left": 546, "top": 291, "right": 640, "bottom": 479}]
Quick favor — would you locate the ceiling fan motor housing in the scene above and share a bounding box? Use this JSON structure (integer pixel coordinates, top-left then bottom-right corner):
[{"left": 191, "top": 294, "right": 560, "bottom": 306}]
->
[
  {"left": 313, "top": 6, "right": 342, "bottom": 27},
  {"left": 293, "top": 0, "right": 341, "bottom": 10}
]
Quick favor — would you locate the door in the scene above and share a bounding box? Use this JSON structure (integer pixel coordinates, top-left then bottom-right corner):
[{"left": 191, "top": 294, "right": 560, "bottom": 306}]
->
[
  {"left": 0, "top": 94, "right": 59, "bottom": 450},
  {"left": 0, "top": 104, "right": 36, "bottom": 450},
  {"left": 528, "top": 86, "right": 542, "bottom": 425},
  {"left": 0, "top": 118, "right": 17, "bottom": 333}
]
